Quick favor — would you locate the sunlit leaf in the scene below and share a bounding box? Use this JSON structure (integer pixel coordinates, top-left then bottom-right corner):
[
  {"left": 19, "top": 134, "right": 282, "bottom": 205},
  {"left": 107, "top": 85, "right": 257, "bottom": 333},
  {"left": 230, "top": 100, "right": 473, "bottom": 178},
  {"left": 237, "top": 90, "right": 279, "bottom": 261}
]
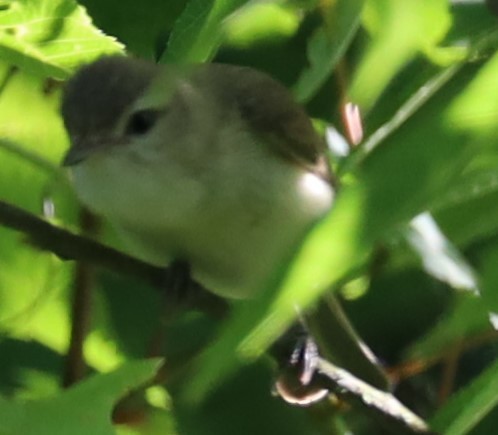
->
[
  {"left": 0, "top": 0, "right": 123, "bottom": 78},
  {"left": 224, "top": 2, "right": 300, "bottom": 49},
  {"left": 447, "top": 47, "right": 498, "bottom": 138},
  {"left": 0, "top": 67, "right": 73, "bottom": 352},
  {"left": 351, "top": 0, "right": 451, "bottom": 109},
  {"left": 293, "top": 0, "right": 364, "bottom": 102},
  {"left": 161, "top": 0, "right": 246, "bottom": 63}
]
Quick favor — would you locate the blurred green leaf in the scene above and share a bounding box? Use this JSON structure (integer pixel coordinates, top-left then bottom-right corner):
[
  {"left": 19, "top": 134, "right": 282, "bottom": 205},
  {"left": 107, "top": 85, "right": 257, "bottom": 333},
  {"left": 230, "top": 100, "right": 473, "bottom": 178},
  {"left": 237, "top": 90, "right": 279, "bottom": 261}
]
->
[
  {"left": 161, "top": 0, "right": 247, "bottom": 63},
  {"left": 224, "top": 2, "right": 301, "bottom": 49},
  {"left": 0, "top": 359, "right": 163, "bottom": 435},
  {"left": 0, "top": 0, "right": 123, "bottom": 78},
  {"left": 480, "top": 246, "right": 498, "bottom": 320},
  {"left": 177, "top": 362, "right": 315, "bottom": 435},
  {"left": 447, "top": 47, "right": 498, "bottom": 138},
  {"left": 0, "top": 66, "right": 74, "bottom": 353},
  {"left": 293, "top": 0, "right": 364, "bottom": 102},
  {"left": 351, "top": 0, "right": 451, "bottom": 109},
  {"left": 116, "top": 408, "right": 176, "bottom": 435},
  {"left": 405, "top": 294, "right": 491, "bottom": 362},
  {"left": 446, "top": 0, "right": 497, "bottom": 46},
  {"left": 435, "top": 176, "right": 498, "bottom": 248},
  {"left": 347, "top": 63, "right": 459, "bottom": 170},
  {"left": 77, "top": 0, "right": 187, "bottom": 59},
  {"left": 431, "top": 357, "right": 498, "bottom": 434}
]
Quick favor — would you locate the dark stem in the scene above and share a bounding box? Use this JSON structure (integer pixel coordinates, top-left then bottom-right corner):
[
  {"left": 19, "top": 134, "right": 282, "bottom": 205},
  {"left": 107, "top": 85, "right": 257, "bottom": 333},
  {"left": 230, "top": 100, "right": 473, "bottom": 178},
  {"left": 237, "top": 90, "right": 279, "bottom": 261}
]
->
[
  {"left": 62, "top": 209, "right": 98, "bottom": 387},
  {"left": 437, "top": 343, "right": 461, "bottom": 406},
  {"left": 0, "top": 199, "right": 228, "bottom": 317}
]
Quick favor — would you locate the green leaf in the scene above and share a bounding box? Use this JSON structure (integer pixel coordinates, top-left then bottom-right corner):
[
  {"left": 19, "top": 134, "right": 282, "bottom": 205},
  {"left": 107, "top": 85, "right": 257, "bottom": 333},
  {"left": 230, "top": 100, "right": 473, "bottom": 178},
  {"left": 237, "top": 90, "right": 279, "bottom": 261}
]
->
[
  {"left": 405, "top": 294, "right": 491, "bottom": 362},
  {"left": 0, "top": 359, "right": 163, "bottom": 435},
  {"left": 435, "top": 175, "right": 498, "bottom": 248},
  {"left": 447, "top": 47, "right": 498, "bottom": 139},
  {"left": 0, "top": 66, "right": 73, "bottom": 351},
  {"left": 75, "top": 0, "right": 187, "bottom": 59},
  {"left": 293, "top": 0, "right": 364, "bottom": 103},
  {"left": 161, "top": 0, "right": 247, "bottom": 63},
  {"left": 431, "top": 357, "right": 498, "bottom": 434},
  {"left": 350, "top": 0, "right": 451, "bottom": 109},
  {"left": 0, "top": 0, "right": 123, "bottom": 79},
  {"left": 480, "top": 246, "right": 498, "bottom": 321},
  {"left": 429, "top": 48, "right": 498, "bottom": 246},
  {"left": 223, "top": 2, "right": 301, "bottom": 49}
]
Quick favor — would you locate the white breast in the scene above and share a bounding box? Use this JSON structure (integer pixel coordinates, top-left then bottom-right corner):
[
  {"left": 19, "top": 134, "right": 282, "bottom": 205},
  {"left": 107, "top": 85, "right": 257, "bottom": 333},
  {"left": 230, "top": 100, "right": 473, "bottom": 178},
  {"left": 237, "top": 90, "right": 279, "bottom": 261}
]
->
[{"left": 71, "top": 127, "right": 333, "bottom": 299}]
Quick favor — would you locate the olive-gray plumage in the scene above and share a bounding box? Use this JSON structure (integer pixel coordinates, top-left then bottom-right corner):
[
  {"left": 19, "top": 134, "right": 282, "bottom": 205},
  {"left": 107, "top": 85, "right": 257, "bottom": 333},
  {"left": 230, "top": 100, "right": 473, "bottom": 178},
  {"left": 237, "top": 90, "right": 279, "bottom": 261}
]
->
[
  {"left": 62, "top": 57, "right": 330, "bottom": 179},
  {"left": 62, "top": 56, "right": 157, "bottom": 141},
  {"left": 61, "top": 56, "right": 334, "bottom": 298}
]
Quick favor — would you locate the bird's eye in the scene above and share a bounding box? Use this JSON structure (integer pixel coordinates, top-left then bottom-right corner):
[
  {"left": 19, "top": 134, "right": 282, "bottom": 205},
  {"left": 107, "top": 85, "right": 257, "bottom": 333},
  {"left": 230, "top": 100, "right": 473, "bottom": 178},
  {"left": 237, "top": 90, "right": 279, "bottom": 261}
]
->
[{"left": 125, "top": 109, "right": 159, "bottom": 136}]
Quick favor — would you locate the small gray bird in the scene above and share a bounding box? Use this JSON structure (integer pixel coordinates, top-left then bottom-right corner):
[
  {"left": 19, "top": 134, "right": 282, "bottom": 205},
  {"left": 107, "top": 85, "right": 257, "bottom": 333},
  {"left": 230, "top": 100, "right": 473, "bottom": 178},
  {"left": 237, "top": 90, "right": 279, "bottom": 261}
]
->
[
  {"left": 62, "top": 56, "right": 334, "bottom": 299},
  {"left": 61, "top": 57, "right": 387, "bottom": 401}
]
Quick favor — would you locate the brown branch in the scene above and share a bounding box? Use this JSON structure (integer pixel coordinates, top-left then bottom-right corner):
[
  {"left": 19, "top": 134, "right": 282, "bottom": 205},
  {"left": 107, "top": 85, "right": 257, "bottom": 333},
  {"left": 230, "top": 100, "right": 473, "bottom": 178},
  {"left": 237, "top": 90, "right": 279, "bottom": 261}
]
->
[
  {"left": 62, "top": 209, "right": 98, "bottom": 387},
  {"left": 437, "top": 344, "right": 461, "bottom": 406},
  {"left": 388, "top": 330, "right": 498, "bottom": 382},
  {"left": 0, "top": 199, "right": 228, "bottom": 317}
]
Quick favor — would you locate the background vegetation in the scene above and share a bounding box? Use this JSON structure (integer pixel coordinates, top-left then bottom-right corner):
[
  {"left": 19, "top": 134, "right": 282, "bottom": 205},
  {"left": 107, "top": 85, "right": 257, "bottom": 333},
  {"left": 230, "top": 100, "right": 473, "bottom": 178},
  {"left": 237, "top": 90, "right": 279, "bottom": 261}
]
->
[{"left": 1, "top": 0, "right": 498, "bottom": 433}]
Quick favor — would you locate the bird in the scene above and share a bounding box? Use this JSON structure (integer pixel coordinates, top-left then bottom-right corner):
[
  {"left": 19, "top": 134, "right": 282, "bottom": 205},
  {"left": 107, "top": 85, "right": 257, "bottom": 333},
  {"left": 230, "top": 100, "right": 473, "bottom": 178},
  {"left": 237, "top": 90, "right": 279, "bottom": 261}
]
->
[
  {"left": 61, "top": 56, "right": 387, "bottom": 402},
  {"left": 61, "top": 56, "right": 334, "bottom": 300}
]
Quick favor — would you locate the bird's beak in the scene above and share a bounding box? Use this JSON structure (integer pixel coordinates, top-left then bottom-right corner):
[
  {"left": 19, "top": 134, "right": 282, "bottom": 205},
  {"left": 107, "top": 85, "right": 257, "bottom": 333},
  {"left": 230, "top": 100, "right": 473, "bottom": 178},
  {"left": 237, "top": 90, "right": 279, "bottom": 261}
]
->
[
  {"left": 62, "top": 146, "right": 86, "bottom": 167},
  {"left": 62, "top": 137, "right": 101, "bottom": 167}
]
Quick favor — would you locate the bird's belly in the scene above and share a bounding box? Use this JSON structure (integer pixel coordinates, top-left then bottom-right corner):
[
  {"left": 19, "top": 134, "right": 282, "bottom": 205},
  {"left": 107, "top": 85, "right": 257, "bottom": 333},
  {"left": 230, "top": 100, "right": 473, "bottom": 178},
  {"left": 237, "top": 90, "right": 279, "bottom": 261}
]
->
[
  {"left": 115, "top": 213, "right": 313, "bottom": 299},
  {"left": 113, "top": 176, "right": 333, "bottom": 299},
  {"left": 72, "top": 152, "right": 334, "bottom": 299}
]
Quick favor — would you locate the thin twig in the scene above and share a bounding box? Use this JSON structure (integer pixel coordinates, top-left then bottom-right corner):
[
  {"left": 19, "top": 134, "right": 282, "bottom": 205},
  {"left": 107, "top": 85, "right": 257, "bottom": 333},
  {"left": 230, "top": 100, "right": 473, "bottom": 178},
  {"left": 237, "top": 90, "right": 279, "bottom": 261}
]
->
[
  {"left": 314, "top": 358, "right": 437, "bottom": 435},
  {"left": 388, "top": 330, "right": 498, "bottom": 382},
  {"left": 62, "top": 209, "right": 98, "bottom": 387},
  {"left": 0, "top": 199, "right": 228, "bottom": 317},
  {"left": 438, "top": 344, "right": 461, "bottom": 406}
]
